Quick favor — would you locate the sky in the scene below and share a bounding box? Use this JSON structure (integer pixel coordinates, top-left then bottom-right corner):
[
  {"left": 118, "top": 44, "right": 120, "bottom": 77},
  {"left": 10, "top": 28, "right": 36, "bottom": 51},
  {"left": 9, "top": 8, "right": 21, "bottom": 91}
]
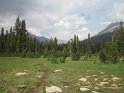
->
[{"left": 0, "top": 0, "right": 124, "bottom": 41}]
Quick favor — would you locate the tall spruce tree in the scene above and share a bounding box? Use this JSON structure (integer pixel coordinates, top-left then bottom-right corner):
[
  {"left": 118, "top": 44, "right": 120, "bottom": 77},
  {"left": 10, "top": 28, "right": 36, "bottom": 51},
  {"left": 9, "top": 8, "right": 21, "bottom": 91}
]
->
[
  {"left": 115, "top": 21, "right": 124, "bottom": 57},
  {"left": 71, "top": 35, "right": 80, "bottom": 61},
  {"left": 14, "top": 17, "right": 21, "bottom": 54},
  {"left": 87, "top": 33, "right": 94, "bottom": 56},
  {"left": 0, "top": 28, "right": 5, "bottom": 53},
  {"left": 0, "top": 17, "right": 43, "bottom": 57}
]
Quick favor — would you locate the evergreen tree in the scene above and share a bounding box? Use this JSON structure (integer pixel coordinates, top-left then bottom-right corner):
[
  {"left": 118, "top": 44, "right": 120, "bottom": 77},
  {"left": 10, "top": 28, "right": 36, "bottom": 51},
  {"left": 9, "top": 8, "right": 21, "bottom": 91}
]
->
[
  {"left": 0, "top": 28, "right": 5, "bottom": 53},
  {"left": 115, "top": 21, "right": 124, "bottom": 57},
  {"left": 99, "top": 42, "right": 119, "bottom": 64},
  {"left": 43, "top": 40, "right": 49, "bottom": 58},
  {"left": 60, "top": 47, "right": 67, "bottom": 63},
  {"left": 87, "top": 33, "right": 94, "bottom": 56},
  {"left": 5, "top": 30, "right": 9, "bottom": 53},
  {"left": 50, "top": 37, "right": 58, "bottom": 63},
  {"left": 71, "top": 35, "right": 80, "bottom": 61},
  {"left": 0, "top": 17, "right": 43, "bottom": 57}
]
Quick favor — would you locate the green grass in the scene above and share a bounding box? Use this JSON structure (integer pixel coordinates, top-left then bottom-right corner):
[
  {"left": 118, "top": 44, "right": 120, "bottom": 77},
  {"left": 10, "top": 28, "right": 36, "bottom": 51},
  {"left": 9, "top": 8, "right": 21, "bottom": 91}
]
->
[{"left": 0, "top": 57, "right": 124, "bottom": 93}]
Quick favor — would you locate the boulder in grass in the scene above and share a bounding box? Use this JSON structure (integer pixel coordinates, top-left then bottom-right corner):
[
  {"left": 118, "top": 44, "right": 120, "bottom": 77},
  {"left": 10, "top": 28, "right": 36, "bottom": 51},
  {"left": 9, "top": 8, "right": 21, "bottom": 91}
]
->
[
  {"left": 46, "top": 86, "right": 62, "bottom": 93},
  {"left": 86, "top": 76, "right": 92, "bottom": 78},
  {"left": 95, "top": 78, "right": 98, "bottom": 81},
  {"left": 104, "top": 87, "right": 122, "bottom": 90},
  {"left": 92, "top": 75, "right": 97, "bottom": 77},
  {"left": 15, "top": 72, "right": 28, "bottom": 76},
  {"left": 100, "top": 72, "right": 105, "bottom": 74},
  {"left": 92, "top": 91, "right": 100, "bottom": 93},
  {"left": 18, "top": 84, "right": 27, "bottom": 89},
  {"left": 79, "top": 78, "right": 87, "bottom": 82},
  {"left": 54, "top": 70, "right": 63, "bottom": 73},
  {"left": 103, "top": 78, "right": 108, "bottom": 81},
  {"left": 110, "top": 84, "right": 118, "bottom": 87},
  {"left": 24, "top": 70, "right": 28, "bottom": 72},
  {"left": 112, "top": 77, "right": 120, "bottom": 81},
  {"left": 98, "top": 82, "right": 109, "bottom": 86},
  {"left": 94, "top": 87, "right": 100, "bottom": 90},
  {"left": 80, "top": 88, "right": 90, "bottom": 91},
  {"left": 111, "top": 75, "right": 114, "bottom": 77},
  {"left": 64, "top": 86, "right": 69, "bottom": 88},
  {"left": 36, "top": 75, "right": 42, "bottom": 78}
]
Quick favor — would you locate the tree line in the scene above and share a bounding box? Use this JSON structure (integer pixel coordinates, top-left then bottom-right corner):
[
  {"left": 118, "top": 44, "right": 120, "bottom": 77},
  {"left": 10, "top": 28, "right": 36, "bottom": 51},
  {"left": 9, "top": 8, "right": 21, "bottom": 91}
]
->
[
  {"left": 0, "top": 17, "right": 124, "bottom": 63},
  {"left": 0, "top": 17, "right": 42, "bottom": 57}
]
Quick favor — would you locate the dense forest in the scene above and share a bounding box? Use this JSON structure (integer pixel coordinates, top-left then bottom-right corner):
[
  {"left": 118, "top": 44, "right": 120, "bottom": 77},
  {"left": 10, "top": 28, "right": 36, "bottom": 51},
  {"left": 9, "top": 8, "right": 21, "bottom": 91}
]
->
[{"left": 0, "top": 17, "right": 124, "bottom": 63}]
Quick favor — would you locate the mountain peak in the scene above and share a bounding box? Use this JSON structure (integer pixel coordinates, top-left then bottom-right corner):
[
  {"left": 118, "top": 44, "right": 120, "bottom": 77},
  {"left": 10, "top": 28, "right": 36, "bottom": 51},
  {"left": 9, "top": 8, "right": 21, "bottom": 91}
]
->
[{"left": 97, "top": 22, "right": 123, "bottom": 36}]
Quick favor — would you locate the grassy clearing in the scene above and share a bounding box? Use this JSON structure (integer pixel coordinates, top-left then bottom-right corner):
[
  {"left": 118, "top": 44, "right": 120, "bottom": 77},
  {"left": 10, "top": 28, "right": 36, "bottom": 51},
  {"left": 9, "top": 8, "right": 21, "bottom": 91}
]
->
[{"left": 0, "top": 57, "right": 124, "bottom": 93}]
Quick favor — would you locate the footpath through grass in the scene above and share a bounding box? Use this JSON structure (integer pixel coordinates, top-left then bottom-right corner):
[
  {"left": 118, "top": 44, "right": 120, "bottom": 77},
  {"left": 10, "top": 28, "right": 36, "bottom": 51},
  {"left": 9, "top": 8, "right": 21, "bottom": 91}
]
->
[{"left": 0, "top": 57, "right": 124, "bottom": 93}]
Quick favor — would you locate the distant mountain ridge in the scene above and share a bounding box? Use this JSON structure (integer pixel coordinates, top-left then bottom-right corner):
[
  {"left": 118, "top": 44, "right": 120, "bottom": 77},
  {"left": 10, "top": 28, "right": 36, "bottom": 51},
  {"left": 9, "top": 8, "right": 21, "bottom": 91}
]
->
[
  {"left": 29, "top": 33, "right": 67, "bottom": 44},
  {"left": 96, "top": 22, "right": 122, "bottom": 36},
  {"left": 82, "top": 22, "right": 124, "bottom": 45},
  {"left": 29, "top": 22, "right": 123, "bottom": 45}
]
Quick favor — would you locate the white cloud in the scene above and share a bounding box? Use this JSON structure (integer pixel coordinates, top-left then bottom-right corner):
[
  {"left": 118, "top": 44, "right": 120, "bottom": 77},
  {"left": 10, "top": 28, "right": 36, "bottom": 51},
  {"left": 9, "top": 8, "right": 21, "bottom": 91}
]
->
[
  {"left": 0, "top": 0, "right": 124, "bottom": 41},
  {"left": 40, "top": 15, "right": 88, "bottom": 40},
  {"left": 115, "top": 3, "right": 124, "bottom": 20}
]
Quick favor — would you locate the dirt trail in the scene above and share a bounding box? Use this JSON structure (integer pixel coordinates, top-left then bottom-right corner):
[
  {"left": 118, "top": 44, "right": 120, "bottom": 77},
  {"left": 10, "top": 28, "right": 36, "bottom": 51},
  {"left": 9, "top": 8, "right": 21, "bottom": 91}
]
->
[{"left": 26, "top": 69, "right": 49, "bottom": 93}]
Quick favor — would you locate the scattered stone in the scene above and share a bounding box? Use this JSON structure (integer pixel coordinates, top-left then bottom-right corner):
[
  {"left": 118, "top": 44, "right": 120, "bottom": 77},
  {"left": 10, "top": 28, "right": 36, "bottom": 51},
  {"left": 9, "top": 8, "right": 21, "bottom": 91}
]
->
[
  {"left": 18, "top": 84, "right": 27, "bottom": 89},
  {"left": 15, "top": 72, "right": 28, "bottom": 76},
  {"left": 84, "top": 85, "right": 92, "bottom": 88},
  {"left": 118, "top": 83, "right": 122, "bottom": 86},
  {"left": 54, "top": 69, "right": 63, "bottom": 73},
  {"left": 103, "top": 75, "right": 107, "bottom": 77},
  {"left": 46, "top": 86, "right": 62, "bottom": 93},
  {"left": 24, "top": 70, "right": 28, "bottom": 72},
  {"left": 111, "top": 75, "right": 114, "bottom": 77},
  {"left": 120, "top": 58, "right": 123, "bottom": 61},
  {"left": 95, "top": 78, "right": 98, "bottom": 81},
  {"left": 103, "top": 78, "right": 108, "bottom": 81},
  {"left": 110, "top": 84, "right": 118, "bottom": 87},
  {"left": 79, "top": 78, "right": 87, "bottom": 82},
  {"left": 36, "top": 75, "right": 42, "bottom": 78},
  {"left": 112, "top": 77, "right": 120, "bottom": 81},
  {"left": 86, "top": 82, "right": 91, "bottom": 84},
  {"left": 92, "top": 91, "right": 100, "bottom": 93},
  {"left": 98, "top": 82, "right": 109, "bottom": 86},
  {"left": 104, "top": 87, "right": 122, "bottom": 89},
  {"left": 92, "top": 75, "right": 97, "bottom": 77},
  {"left": 100, "top": 72, "right": 105, "bottom": 74},
  {"left": 74, "top": 83, "right": 80, "bottom": 86},
  {"left": 94, "top": 87, "right": 100, "bottom": 90},
  {"left": 64, "top": 86, "right": 69, "bottom": 88},
  {"left": 80, "top": 87, "right": 90, "bottom": 91},
  {"left": 86, "top": 76, "right": 92, "bottom": 78}
]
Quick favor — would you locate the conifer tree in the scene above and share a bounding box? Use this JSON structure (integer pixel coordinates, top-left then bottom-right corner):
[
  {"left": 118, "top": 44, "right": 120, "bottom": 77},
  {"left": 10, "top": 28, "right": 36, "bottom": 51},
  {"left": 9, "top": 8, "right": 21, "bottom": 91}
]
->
[
  {"left": 0, "top": 28, "right": 5, "bottom": 53},
  {"left": 71, "top": 35, "right": 80, "bottom": 60},
  {"left": 115, "top": 21, "right": 124, "bottom": 56},
  {"left": 87, "top": 33, "right": 94, "bottom": 56},
  {"left": 14, "top": 17, "right": 21, "bottom": 54}
]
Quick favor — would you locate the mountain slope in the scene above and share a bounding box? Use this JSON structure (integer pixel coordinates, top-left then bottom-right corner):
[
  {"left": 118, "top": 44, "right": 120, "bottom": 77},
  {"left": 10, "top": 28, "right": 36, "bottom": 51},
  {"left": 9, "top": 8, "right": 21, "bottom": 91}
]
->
[
  {"left": 82, "top": 22, "right": 123, "bottom": 45},
  {"left": 29, "top": 33, "right": 50, "bottom": 43},
  {"left": 29, "top": 33, "right": 67, "bottom": 44}
]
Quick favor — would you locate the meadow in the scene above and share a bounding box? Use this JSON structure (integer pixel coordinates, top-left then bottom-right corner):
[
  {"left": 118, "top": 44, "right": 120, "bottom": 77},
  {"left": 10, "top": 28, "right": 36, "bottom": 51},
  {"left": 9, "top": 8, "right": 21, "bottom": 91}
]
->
[{"left": 0, "top": 57, "right": 124, "bottom": 93}]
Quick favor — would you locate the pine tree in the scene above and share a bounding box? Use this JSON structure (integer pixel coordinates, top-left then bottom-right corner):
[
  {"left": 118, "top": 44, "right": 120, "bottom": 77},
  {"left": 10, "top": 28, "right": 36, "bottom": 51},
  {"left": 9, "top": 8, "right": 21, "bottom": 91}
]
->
[
  {"left": 0, "top": 17, "right": 43, "bottom": 57},
  {"left": 5, "top": 30, "right": 9, "bottom": 53},
  {"left": 14, "top": 17, "right": 21, "bottom": 54},
  {"left": 50, "top": 37, "right": 58, "bottom": 63},
  {"left": 115, "top": 21, "right": 124, "bottom": 57},
  {"left": 71, "top": 35, "right": 80, "bottom": 61},
  {"left": 99, "top": 41, "right": 119, "bottom": 64},
  {"left": 0, "top": 28, "right": 5, "bottom": 53},
  {"left": 60, "top": 47, "right": 67, "bottom": 63},
  {"left": 87, "top": 33, "right": 94, "bottom": 56}
]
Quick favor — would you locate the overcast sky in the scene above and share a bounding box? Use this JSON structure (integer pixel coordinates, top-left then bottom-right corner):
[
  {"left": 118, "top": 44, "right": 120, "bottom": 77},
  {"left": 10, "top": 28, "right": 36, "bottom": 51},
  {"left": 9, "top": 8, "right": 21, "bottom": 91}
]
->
[{"left": 0, "top": 0, "right": 124, "bottom": 40}]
